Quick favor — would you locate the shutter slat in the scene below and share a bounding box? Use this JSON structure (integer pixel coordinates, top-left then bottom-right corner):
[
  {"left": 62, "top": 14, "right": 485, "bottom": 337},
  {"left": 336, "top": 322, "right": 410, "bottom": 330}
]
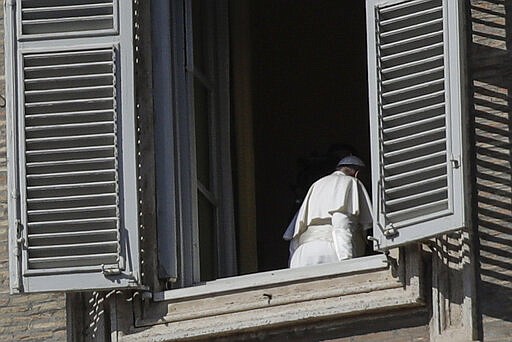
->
[
  {"left": 25, "top": 74, "right": 114, "bottom": 92},
  {"left": 379, "top": 5, "right": 442, "bottom": 26},
  {"left": 386, "top": 199, "right": 448, "bottom": 221},
  {"left": 381, "top": 55, "right": 443, "bottom": 75},
  {"left": 28, "top": 253, "right": 118, "bottom": 269},
  {"left": 26, "top": 169, "right": 115, "bottom": 180},
  {"left": 385, "top": 163, "right": 446, "bottom": 183},
  {"left": 22, "top": 15, "right": 114, "bottom": 26},
  {"left": 25, "top": 97, "right": 114, "bottom": 108},
  {"left": 26, "top": 122, "right": 114, "bottom": 133},
  {"left": 379, "top": 30, "right": 442, "bottom": 51},
  {"left": 385, "top": 150, "right": 446, "bottom": 171},
  {"left": 382, "top": 90, "right": 444, "bottom": 110},
  {"left": 27, "top": 181, "right": 116, "bottom": 191},
  {"left": 383, "top": 114, "right": 445, "bottom": 134},
  {"left": 28, "top": 242, "right": 118, "bottom": 255},
  {"left": 24, "top": 49, "right": 113, "bottom": 61},
  {"left": 24, "top": 61, "right": 113, "bottom": 71},
  {"left": 383, "top": 126, "right": 445, "bottom": 147},
  {"left": 28, "top": 230, "right": 118, "bottom": 248},
  {"left": 26, "top": 145, "right": 113, "bottom": 156},
  {"left": 387, "top": 187, "right": 447, "bottom": 206},
  {"left": 28, "top": 204, "right": 117, "bottom": 215},
  {"left": 26, "top": 109, "right": 113, "bottom": 120},
  {"left": 27, "top": 217, "right": 118, "bottom": 228},
  {"left": 25, "top": 85, "right": 113, "bottom": 96},
  {"left": 27, "top": 157, "right": 115, "bottom": 168},
  {"left": 380, "top": 18, "right": 443, "bottom": 39},
  {"left": 378, "top": 0, "right": 436, "bottom": 14},
  {"left": 382, "top": 65, "right": 443, "bottom": 87},
  {"left": 20, "top": 1, "right": 116, "bottom": 37},
  {"left": 385, "top": 174, "right": 447, "bottom": 196},
  {"left": 382, "top": 78, "right": 444, "bottom": 98},
  {"left": 22, "top": 4, "right": 113, "bottom": 14},
  {"left": 382, "top": 102, "right": 444, "bottom": 123},
  {"left": 28, "top": 229, "right": 117, "bottom": 240},
  {"left": 381, "top": 42, "right": 443, "bottom": 63},
  {"left": 383, "top": 138, "right": 446, "bottom": 160},
  {"left": 26, "top": 133, "right": 115, "bottom": 143}
]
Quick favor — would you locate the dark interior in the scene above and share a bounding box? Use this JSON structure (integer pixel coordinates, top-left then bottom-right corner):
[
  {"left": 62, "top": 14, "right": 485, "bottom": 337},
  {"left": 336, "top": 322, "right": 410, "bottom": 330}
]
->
[{"left": 248, "top": 0, "right": 370, "bottom": 271}]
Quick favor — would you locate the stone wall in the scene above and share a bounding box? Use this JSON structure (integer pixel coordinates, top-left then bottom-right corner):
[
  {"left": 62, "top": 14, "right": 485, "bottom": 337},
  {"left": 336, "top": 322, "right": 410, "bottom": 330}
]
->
[
  {"left": 470, "top": 1, "right": 512, "bottom": 341},
  {"left": 0, "top": 5, "right": 67, "bottom": 342}
]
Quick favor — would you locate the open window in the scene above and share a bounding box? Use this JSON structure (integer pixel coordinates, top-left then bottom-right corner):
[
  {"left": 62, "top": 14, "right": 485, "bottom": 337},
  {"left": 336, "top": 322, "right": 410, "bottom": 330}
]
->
[
  {"left": 6, "top": 0, "right": 466, "bottom": 294},
  {"left": 151, "top": 0, "right": 467, "bottom": 289}
]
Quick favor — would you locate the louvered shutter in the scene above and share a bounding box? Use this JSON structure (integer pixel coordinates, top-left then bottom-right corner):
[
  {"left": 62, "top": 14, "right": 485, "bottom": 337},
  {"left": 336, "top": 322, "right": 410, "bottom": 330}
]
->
[
  {"left": 6, "top": 0, "right": 140, "bottom": 292},
  {"left": 366, "top": 0, "right": 466, "bottom": 249}
]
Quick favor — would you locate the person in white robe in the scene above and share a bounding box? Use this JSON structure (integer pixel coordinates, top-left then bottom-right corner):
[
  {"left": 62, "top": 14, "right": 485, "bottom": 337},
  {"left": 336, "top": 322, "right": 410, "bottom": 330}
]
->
[{"left": 285, "top": 155, "right": 372, "bottom": 268}]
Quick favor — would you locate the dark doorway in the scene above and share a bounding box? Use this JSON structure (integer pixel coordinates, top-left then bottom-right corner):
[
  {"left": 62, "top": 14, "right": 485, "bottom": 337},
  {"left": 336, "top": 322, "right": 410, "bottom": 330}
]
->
[{"left": 232, "top": 0, "right": 369, "bottom": 272}]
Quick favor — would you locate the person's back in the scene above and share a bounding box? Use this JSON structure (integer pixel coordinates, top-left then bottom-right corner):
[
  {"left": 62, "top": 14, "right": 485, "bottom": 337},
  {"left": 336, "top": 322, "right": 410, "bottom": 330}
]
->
[{"left": 287, "top": 156, "right": 372, "bottom": 268}]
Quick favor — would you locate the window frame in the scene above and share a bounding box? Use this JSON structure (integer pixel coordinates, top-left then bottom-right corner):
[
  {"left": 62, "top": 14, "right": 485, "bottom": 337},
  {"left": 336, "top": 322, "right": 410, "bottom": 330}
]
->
[
  {"left": 152, "top": 0, "right": 236, "bottom": 287},
  {"left": 148, "top": 0, "right": 466, "bottom": 298}
]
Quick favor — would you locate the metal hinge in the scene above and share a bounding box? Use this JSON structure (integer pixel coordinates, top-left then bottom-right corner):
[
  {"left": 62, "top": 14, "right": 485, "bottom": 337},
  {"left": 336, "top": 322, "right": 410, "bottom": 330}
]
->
[
  {"left": 450, "top": 154, "right": 460, "bottom": 169},
  {"left": 102, "top": 255, "right": 125, "bottom": 275},
  {"left": 102, "top": 264, "right": 122, "bottom": 275},
  {"left": 383, "top": 223, "right": 398, "bottom": 237},
  {"left": 12, "top": 219, "right": 24, "bottom": 292},
  {"left": 15, "top": 219, "right": 26, "bottom": 251}
]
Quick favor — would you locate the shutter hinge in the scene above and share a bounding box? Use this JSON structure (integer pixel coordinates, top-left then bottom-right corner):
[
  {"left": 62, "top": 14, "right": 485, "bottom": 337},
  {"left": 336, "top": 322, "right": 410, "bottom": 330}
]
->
[
  {"left": 102, "top": 264, "right": 122, "bottom": 275},
  {"left": 450, "top": 155, "right": 460, "bottom": 169},
  {"left": 102, "top": 256, "right": 125, "bottom": 275},
  {"left": 383, "top": 223, "right": 398, "bottom": 237},
  {"left": 15, "top": 219, "right": 26, "bottom": 251}
]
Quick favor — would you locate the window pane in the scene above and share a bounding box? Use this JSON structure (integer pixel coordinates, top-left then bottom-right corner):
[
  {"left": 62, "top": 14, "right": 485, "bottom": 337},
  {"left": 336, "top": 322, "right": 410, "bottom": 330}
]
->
[
  {"left": 192, "top": 0, "right": 208, "bottom": 73},
  {"left": 194, "top": 79, "right": 211, "bottom": 189},
  {"left": 198, "top": 191, "right": 216, "bottom": 281}
]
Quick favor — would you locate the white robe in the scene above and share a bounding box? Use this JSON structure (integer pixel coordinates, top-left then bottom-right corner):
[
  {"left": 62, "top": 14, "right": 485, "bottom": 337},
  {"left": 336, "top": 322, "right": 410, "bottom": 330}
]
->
[{"left": 289, "top": 171, "right": 372, "bottom": 268}]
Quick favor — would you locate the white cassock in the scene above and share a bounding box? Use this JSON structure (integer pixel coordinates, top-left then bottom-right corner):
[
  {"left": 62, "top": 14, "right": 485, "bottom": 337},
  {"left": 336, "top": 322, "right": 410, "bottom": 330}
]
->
[{"left": 288, "top": 170, "right": 372, "bottom": 268}]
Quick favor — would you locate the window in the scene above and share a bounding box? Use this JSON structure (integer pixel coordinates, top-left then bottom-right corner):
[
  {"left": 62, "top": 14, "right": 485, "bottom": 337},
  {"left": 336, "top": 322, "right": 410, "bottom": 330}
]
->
[{"left": 6, "top": 0, "right": 466, "bottom": 294}]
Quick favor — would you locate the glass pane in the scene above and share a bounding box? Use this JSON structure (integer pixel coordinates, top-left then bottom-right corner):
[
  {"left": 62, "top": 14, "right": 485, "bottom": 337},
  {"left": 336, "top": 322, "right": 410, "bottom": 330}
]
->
[
  {"left": 198, "top": 191, "right": 216, "bottom": 281},
  {"left": 192, "top": 0, "right": 208, "bottom": 73},
  {"left": 194, "top": 79, "right": 211, "bottom": 189}
]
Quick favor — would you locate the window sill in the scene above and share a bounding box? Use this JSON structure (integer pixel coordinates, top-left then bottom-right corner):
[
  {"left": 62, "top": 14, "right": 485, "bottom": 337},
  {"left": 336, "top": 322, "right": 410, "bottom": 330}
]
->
[
  {"left": 152, "top": 253, "right": 388, "bottom": 302},
  {"left": 125, "top": 248, "right": 423, "bottom": 341}
]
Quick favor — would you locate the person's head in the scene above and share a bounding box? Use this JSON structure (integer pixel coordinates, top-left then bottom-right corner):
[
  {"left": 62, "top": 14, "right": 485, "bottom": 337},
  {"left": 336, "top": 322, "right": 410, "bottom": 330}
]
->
[{"left": 336, "top": 155, "right": 365, "bottom": 178}]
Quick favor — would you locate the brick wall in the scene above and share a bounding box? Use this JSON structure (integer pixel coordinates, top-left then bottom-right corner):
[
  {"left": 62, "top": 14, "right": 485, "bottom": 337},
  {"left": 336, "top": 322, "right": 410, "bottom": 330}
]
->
[
  {"left": 470, "top": 1, "right": 512, "bottom": 341},
  {"left": 0, "top": 6, "right": 67, "bottom": 342}
]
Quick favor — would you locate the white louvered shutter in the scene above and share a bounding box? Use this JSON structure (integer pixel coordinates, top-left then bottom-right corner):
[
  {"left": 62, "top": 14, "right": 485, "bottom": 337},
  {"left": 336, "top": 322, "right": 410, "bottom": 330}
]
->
[
  {"left": 366, "top": 0, "right": 466, "bottom": 249},
  {"left": 6, "top": 0, "right": 140, "bottom": 292}
]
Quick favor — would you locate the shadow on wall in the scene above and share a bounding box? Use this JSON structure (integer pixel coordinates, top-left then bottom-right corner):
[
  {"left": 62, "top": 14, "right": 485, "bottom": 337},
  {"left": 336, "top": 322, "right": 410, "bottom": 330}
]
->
[{"left": 470, "top": 0, "right": 512, "bottom": 331}]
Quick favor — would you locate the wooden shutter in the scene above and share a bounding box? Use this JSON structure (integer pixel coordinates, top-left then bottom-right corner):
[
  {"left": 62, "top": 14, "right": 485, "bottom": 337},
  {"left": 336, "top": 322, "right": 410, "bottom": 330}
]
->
[
  {"left": 6, "top": 0, "right": 140, "bottom": 292},
  {"left": 366, "top": 0, "right": 466, "bottom": 249}
]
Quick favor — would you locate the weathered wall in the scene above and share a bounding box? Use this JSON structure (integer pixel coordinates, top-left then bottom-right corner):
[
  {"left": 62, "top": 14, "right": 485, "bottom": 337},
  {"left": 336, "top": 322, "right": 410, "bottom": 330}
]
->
[
  {"left": 470, "top": 1, "right": 512, "bottom": 341},
  {"left": 0, "top": 5, "right": 67, "bottom": 342}
]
